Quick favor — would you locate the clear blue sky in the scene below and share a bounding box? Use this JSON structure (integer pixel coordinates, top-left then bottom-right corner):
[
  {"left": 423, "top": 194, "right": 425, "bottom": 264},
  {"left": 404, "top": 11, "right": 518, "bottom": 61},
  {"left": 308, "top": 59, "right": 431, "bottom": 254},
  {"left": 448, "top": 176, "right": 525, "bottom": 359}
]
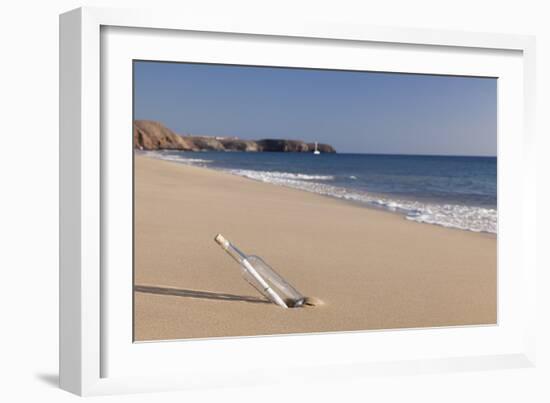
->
[{"left": 134, "top": 61, "right": 496, "bottom": 156}]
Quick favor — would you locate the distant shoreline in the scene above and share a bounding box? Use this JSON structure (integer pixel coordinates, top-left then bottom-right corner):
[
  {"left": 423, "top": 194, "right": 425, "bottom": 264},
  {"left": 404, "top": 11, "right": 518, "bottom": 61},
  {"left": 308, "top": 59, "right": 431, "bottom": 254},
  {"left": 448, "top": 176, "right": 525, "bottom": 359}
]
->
[{"left": 134, "top": 119, "right": 336, "bottom": 153}]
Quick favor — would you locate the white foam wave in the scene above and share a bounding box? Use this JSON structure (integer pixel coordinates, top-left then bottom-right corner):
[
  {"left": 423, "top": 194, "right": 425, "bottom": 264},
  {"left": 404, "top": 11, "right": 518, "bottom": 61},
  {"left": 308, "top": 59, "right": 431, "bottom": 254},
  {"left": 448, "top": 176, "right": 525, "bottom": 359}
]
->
[
  {"left": 227, "top": 169, "right": 333, "bottom": 181},
  {"left": 225, "top": 169, "right": 497, "bottom": 234},
  {"left": 142, "top": 151, "right": 213, "bottom": 165}
]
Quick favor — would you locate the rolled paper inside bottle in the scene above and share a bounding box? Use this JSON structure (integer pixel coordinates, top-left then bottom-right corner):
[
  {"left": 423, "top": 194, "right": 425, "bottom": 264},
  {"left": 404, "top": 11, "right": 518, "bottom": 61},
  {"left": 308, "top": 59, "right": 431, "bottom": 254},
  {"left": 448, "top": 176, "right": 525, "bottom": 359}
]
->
[{"left": 241, "top": 258, "right": 288, "bottom": 309}]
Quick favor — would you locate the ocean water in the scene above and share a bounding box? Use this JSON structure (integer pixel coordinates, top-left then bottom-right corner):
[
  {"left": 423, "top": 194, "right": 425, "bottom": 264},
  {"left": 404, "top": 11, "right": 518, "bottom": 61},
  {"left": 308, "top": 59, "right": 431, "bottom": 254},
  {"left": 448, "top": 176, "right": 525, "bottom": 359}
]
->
[{"left": 140, "top": 150, "right": 497, "bottom": 234}]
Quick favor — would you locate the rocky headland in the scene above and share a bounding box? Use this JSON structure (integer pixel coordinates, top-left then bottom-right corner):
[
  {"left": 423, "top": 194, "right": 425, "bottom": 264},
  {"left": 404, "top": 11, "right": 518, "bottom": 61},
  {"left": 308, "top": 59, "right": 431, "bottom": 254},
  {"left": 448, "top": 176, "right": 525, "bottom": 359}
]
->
[{"left": 134, "top": 120, "right": 336, "bottom": 153}]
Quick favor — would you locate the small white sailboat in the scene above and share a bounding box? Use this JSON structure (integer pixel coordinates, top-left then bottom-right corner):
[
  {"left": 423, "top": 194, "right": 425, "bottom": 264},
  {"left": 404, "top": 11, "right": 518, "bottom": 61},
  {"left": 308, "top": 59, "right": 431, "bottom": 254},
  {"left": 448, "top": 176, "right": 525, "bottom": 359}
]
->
[{"left": 313, "top": 141, "right": 321, "bottom": 155}]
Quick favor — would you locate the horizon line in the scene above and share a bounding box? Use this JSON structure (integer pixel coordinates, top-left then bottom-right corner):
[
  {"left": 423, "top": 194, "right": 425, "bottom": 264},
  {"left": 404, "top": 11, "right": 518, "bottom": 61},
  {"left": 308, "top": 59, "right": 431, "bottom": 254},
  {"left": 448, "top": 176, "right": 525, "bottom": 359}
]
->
[{"left": 336, "top": 152, "right": 497, "bottom": 158}]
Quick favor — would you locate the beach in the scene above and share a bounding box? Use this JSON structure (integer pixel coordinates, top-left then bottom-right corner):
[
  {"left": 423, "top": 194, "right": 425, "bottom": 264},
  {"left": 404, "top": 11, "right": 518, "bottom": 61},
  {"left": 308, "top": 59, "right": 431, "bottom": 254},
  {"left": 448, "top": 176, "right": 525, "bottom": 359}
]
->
[{"left": 134, "top": 155, "right": 497, "bottom": 341}]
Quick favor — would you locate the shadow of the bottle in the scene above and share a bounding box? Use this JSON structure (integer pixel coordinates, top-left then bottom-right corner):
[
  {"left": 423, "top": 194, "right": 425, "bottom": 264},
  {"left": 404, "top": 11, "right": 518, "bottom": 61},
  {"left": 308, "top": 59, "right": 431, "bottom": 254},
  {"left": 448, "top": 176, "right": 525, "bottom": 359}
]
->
[{"left": 134, "top": 285, "right": 271, "bottom": 304}]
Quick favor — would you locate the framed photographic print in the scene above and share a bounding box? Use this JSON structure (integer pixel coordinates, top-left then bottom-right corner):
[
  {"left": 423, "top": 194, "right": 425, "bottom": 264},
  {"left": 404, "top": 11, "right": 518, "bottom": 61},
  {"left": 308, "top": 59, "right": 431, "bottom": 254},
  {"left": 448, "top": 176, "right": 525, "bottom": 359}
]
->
[
  {"left": 60, "top": 6, "right": 537, "bottom": 396},
  {"left": 132, "top": 61, "right": 499, "bottom": 341}
]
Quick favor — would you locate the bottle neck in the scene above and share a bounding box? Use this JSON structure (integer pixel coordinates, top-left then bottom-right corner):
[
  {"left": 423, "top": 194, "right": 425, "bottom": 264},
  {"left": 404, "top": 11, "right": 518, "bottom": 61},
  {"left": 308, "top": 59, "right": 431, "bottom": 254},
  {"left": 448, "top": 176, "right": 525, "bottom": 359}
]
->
[
  {"left": 215, "top": 234, "right": 248, "bottom": 264},
  {"left": 224, "top": 242, "right": 247, "bottom": 265}
]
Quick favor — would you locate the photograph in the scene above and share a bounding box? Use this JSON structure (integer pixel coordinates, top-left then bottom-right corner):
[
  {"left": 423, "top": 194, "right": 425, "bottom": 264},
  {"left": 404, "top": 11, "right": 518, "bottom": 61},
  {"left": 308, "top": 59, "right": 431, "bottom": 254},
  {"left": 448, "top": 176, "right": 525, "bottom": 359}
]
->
[{"left": 132, "top": 61, "right": 497, "bottom": 342}]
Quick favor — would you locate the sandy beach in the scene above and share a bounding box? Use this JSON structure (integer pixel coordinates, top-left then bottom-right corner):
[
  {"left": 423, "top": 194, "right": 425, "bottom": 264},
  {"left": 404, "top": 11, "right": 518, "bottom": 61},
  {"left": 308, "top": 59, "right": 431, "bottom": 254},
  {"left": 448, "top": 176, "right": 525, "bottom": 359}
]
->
[{"left": 134, "top": 155, "right": 497, "bottom": 341}]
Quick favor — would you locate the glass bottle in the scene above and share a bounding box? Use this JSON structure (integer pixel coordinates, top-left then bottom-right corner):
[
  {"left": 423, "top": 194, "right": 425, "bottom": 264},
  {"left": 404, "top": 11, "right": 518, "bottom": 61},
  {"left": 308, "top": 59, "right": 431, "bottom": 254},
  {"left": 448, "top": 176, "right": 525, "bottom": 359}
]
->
[{"left": 214, "top": 234, "right": 305, "bottom": 308}]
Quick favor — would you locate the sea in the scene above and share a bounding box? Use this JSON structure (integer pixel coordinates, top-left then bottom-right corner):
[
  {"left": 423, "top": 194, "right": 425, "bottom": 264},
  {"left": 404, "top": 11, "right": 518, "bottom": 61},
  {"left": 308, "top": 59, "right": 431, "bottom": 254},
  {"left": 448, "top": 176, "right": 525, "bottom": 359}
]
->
[{"left": 140, "top": 150, "right": 497, "bottom": 234}]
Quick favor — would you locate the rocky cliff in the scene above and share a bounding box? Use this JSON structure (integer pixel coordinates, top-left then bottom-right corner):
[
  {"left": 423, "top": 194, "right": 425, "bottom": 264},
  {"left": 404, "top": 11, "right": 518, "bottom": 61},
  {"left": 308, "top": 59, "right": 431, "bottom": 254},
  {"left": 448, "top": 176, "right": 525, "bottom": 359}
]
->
[
  {"left": 134, "top": 120, "right": 336, "bottom": 153},
  {"left": 133, "top": 120, "right": 195, "bottom": 150},
  {"left": 257, "top": 139, "right": 336, "bottom": 154}
]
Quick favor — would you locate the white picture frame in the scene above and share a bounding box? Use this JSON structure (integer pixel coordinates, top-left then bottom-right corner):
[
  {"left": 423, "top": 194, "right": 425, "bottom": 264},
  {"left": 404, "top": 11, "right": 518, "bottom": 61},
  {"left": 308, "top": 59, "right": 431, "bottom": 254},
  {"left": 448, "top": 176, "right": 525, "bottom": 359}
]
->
[{"left": 59, "top": 6, "right": 537, "bottom": 396}]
